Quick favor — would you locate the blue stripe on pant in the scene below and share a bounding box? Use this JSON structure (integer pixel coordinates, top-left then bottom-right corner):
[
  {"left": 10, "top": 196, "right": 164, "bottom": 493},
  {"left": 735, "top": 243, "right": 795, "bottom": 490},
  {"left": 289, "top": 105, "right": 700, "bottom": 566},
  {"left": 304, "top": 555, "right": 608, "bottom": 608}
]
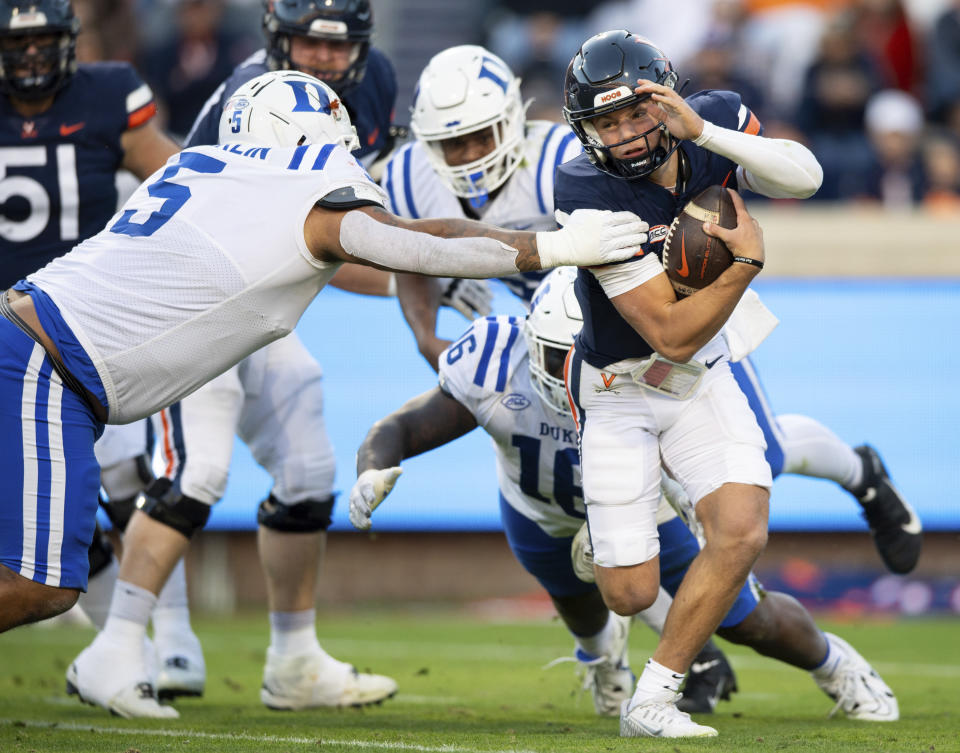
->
[
  {"left": 0, "top": 318, "right": 102, "bottom": 590},
  {"left": 730, "top": 356, "right": 785, "bottom": 478}
]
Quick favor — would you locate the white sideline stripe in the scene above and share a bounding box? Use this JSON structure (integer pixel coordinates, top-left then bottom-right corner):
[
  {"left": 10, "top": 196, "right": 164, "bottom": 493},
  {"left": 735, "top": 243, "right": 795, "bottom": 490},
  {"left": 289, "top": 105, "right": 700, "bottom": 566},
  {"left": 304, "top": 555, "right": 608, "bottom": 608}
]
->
[{"left": 2, "top": 720, "right": 537, "bottom": 753}]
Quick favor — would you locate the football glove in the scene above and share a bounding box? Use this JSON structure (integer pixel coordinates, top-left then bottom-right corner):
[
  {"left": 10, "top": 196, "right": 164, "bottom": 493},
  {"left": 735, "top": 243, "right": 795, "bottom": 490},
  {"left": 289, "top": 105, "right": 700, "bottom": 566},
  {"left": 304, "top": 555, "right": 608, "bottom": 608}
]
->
[
  {"left": 536, "top": 209, "right": 648, "bottom": 268},
  {"left": 349, "top": 466, "right": 403, "bottom": 530},
  {"left": 440, "top": 278, "right": 494, "bottom": 320}
]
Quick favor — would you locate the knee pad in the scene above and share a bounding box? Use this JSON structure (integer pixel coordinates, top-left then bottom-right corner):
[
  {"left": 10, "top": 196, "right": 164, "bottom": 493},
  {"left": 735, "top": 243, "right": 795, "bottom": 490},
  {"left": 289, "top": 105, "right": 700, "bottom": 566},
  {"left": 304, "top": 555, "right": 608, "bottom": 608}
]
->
[
  {"left": 87, "top": 523, "right": 114, "bottom": 577},
  {"left": 136, "top": 477, "right": 211, "bottom": 539},
  {"left": 257, "top": 493, "right": 334, "bottom": 533},
  {"left": 99, "top": 494, "right": 137, "bottom": 532}
]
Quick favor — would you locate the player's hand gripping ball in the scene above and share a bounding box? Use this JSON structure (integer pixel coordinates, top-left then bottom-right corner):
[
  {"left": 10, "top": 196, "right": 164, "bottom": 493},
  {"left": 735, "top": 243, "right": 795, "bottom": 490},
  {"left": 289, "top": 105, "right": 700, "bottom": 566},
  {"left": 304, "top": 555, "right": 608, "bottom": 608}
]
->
[{"left": 662, "top": 185, "right": 736, "bottom": 297}]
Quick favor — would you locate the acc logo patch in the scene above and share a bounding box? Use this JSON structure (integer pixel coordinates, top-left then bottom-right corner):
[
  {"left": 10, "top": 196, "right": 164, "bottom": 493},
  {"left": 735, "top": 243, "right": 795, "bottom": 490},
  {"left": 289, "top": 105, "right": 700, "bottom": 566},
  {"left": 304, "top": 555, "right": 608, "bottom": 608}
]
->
[
  {"left": 501, "top": 393, "right": 531, "bottom": 411},
  {"left": 647, "top": 224, "right": 669, "bottom": 243}
]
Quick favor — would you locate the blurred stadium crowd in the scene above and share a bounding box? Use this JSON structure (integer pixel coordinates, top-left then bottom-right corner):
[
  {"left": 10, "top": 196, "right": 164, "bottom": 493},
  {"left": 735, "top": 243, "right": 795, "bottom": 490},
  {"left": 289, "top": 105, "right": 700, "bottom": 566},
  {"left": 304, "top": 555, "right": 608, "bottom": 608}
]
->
[{"left": 73, "top": 0, "right": 960, "bottom": 209}]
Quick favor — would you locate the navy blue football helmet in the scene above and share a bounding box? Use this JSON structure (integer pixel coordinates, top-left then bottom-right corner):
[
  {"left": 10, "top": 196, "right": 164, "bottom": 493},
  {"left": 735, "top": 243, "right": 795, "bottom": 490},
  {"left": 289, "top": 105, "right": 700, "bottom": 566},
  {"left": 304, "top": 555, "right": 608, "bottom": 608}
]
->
[
  {"left": 563, "top": 30, "right": 680, "bottom": 180},
  {"left": 0, "top": 0, "right": 79, "bottom": 100},
  {"left": 263, "top": 0, "right": 372, "bottom": 94}
]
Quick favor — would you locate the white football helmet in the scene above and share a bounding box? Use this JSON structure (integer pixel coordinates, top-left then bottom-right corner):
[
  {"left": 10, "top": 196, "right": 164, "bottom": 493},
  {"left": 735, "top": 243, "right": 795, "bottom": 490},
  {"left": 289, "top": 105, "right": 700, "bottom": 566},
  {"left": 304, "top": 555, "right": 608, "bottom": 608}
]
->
[
  {"left": 524, "top": 267, "right": 582, "bottom": 416},
  {"left": 218, "top": 70, "right": 359, "bottom": 151},
  {"left": 410, "top": 45, "right": 526, "bottom": 201}
]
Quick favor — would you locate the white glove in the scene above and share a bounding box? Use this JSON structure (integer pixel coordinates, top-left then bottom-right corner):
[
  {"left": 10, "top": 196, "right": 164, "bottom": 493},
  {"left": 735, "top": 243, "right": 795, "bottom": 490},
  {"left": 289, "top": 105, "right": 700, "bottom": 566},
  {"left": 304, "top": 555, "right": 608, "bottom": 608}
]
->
[
  {"left": 349, "top": 466, "right": 403, "bottom": 530},
  {"left": 536, "top": 209, "right": 648, "bottom": 268},
  {"left": 440, "top": 278, "right": 494, "bottom": 320}
]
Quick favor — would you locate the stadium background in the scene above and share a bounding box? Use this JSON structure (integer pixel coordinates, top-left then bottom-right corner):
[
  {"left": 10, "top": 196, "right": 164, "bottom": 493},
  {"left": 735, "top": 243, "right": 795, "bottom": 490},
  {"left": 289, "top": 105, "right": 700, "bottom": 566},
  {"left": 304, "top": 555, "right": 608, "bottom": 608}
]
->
[{"left": 85, "top": 0, "right": 960, "bottom": 615}]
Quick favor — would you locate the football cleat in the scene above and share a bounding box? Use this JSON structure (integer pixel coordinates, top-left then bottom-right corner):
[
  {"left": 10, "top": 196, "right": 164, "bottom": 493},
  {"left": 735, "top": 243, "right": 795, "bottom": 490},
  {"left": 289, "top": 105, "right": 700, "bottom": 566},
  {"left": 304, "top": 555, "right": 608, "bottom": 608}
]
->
[
  {"left": 576, "top": 613, "right": 634, "bottom": 716},
  {"left": 620, "top": 696, "right": 719, "bottom": 738},
  {"left": 815, "top": 633, "right": 899, "bottom": 722},
  {"left": 851, "top": 445, "right": 922, "bottom": 574},
  {"left": 677, "top": 644, "right": 738, "bottom": 714},
  {"left": 261, "top": 647, "right": 398, "bottom": 710},
  {"left": 155, "top": 629, "right": 206, "bottom": 700},
  {"left": 66, "top": 641, "right": 178, "bottom": 719}
]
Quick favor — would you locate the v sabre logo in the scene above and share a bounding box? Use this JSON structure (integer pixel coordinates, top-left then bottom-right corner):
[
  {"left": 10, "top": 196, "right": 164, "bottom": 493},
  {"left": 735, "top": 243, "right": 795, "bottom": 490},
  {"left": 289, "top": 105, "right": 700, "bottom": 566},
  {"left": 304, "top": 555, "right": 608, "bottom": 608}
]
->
[{"left": 601, "top": 373, "right": 616, "bottom": 388}]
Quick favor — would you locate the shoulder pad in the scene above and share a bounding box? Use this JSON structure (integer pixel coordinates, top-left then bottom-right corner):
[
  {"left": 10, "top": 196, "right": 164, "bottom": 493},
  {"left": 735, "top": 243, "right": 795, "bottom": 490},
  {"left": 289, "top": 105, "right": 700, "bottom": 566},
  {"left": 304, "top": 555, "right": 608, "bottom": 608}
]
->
[{"left": 439, "top": 316, "right": 525, "bottom": 414}]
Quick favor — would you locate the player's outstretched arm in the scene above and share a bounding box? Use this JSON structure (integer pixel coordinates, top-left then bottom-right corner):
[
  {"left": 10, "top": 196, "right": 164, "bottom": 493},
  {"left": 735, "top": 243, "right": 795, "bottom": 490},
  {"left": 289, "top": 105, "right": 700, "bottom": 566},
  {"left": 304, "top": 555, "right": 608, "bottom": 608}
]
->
[
  {"left": 351, "top": 388, "right": 479, "bottom": 530},
  {"left": 120, "top": 121, "right": 181, "bottom": 180},
  {"left": 610, "top": 189, "right": 764, "bottom": 363},
  {"left": 306, "top": 205, "right": 648, "bottom": 276}
]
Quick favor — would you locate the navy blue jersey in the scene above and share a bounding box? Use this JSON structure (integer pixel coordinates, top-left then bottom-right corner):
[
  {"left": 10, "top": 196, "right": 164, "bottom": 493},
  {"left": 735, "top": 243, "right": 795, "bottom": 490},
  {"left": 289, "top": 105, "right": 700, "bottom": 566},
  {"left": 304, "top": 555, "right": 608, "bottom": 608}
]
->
[
  {"left": 185, "top": 47, "right": 397, "bottom": 163},
  {"left": 554, "top": 90, "right": 762, "bottom": 368},
  {"left": 0, "top": 63, "right": 156, "bottom": 287}
]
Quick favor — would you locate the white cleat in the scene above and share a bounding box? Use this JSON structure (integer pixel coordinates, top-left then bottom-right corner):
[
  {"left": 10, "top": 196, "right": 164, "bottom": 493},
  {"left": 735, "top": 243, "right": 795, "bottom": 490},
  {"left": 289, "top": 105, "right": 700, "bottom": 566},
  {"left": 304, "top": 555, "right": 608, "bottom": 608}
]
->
[
  {"left": 261, "top": 647, "right": 398, "bottom": 710},
  {"left": 66, "top": 641, "right": 179, "bottom": 719},
  {"left": 578, "top": 614, "right": 634, "bottom": 717},
  {"left": 620, "top": 696, "right": 718, "bottom": 738},
  {"left": 156, "top": 630, "right": 206, "bottom": 700},
  {"left": 815, "top": 633, "right": 899, "bottom": 721},
  {"left": 571, "top": 522, "right": 596, "bottom": 584}
]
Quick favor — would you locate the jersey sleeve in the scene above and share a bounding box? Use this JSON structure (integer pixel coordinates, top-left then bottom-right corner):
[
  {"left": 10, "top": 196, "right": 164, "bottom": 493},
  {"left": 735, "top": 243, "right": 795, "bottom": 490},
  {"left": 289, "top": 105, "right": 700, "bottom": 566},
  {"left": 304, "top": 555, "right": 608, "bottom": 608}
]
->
[
  {"left": 438, "top": 315, "right": 525, "bottom": 427},
  {"left": 688, "top": 89, "right": 764, "bottom": 137},
  {"left": 379, "top": 141, "right": 417, "bottom": 217},
  {"left": 95, "top": 62, "right": 157, "bottom": 133}
]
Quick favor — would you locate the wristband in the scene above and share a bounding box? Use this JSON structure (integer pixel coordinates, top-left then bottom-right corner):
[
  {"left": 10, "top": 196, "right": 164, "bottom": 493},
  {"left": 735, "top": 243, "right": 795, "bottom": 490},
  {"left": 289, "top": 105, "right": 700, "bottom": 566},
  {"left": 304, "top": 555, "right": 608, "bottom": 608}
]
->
[{"left": 732, "top": 256, "right": 764, "bottom": 270}]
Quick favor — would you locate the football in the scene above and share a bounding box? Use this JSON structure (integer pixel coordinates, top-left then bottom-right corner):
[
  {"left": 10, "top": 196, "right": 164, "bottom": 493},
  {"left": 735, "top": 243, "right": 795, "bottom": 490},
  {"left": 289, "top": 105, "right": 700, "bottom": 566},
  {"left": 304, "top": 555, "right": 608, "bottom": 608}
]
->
[{"left": 662, "top": 185, "right": 737, "bottom": 297}]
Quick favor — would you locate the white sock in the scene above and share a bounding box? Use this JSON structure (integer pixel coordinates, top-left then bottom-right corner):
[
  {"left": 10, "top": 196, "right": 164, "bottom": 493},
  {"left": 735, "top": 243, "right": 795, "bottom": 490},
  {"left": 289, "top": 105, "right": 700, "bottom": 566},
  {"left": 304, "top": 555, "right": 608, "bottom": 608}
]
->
[
  {"left": 153, "top": 559, "right": 192, "bottom": 643},
  {"left": 811, "top": 633, "right": 843, "bottom": 680},
  {"left": 99, "top": 580, "right": 155, "bottom": 649},
  {"left": 269, "top": 609, "right": 320, "bottom": 656},
  {"left": 77, "top": 556, "right": 118, "bottom": 630},
  {"left": 633, "top": 587, "right": 673, "bottom": 635},
  {"left": 575, "top": 613, "right": 615, "bottom": 658},
  {"left": 631, "top": 658, "right": 685, "bottom": 707},
  {"left": 777, "top": 414, "right": 862, "bottom": 488}
]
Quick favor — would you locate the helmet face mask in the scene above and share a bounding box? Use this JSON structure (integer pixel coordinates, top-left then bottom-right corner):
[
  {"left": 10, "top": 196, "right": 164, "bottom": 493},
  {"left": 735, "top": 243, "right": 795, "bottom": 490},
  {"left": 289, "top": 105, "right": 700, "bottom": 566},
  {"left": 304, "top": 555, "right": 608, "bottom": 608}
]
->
[
  {"left": 563, "top": 30, "right": 680, "bottom": 180},
  {"left": 411, "top": 45, "right": 526, "bottom": 204},
  {"left": 0, "top": 0, "right": 79, "bottom": 100},
  {"left": 524, "top": 267, "right": 582, "bottom": 417},
  {"left": 263, "top": 0, "right": 372, "bottom": 94},
  {"left": 218, "top": 70, "right": 360, "bottom": 151}
]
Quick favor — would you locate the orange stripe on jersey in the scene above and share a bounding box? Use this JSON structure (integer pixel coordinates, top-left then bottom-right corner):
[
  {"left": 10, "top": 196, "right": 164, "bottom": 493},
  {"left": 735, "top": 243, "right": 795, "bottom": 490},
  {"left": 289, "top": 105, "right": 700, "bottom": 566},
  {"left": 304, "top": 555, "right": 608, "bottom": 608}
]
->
[
  {"left": 742, "top": 111, "right": 761, "bottom": 136},
  {"left": 159, "top": 408, "right": 176, "bottom": 478},
  {"left": 127, "top": 101, "right": 157, "bottom": 130},
  {"left": 563, "top": 344, "right": 580, "bottom": 434}
]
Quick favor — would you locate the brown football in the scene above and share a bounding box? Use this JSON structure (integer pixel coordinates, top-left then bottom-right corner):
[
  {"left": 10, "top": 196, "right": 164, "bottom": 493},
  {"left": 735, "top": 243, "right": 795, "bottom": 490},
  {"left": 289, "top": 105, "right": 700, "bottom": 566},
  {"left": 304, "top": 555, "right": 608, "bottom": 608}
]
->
[{"left": 662, "top": 185, "right": 736, "bottom": 297}]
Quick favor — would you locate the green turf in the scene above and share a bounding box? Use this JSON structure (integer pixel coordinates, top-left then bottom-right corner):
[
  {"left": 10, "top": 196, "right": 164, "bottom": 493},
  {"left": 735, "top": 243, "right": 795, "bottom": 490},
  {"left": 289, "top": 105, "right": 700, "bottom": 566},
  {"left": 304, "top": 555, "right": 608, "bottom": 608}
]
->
[{"left": 1, "top": 608, "right": 958, "bottom": 753}]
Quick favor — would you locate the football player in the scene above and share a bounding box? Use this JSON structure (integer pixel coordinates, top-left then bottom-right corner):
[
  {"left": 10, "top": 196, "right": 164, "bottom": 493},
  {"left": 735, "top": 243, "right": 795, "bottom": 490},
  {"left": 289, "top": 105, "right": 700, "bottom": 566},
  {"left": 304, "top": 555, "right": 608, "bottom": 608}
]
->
[
  {"left": 73, "top": 0, "right": 407, "bottom": 708},
  {"left": 383, "top": 45, "right": 581, "bottom": 368},
  {"left": 349, "top": 267, "right": 898, "bottom": 725},
  {"left": 0, "top": 0, "right": 184, "bottom": 635},
  {"left": 0, "top": 69, "right": 646, "bottom": 712},
  {"left": 554, "top": 30, "right": 820, "bottom": 738}
]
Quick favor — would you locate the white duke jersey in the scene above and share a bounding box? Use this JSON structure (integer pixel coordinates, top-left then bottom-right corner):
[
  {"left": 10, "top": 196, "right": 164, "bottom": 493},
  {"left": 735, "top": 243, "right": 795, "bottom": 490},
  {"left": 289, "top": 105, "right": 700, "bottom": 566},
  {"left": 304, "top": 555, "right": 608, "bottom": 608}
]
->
[
  {"left": 438, "top": 315, "right": 584, "bottom": 537},
  {"left": 28, "top": 142, "right": 386, "bottom": 424},
  {"left": 381, "top": 121, "right": 581, "bottom": 304}
]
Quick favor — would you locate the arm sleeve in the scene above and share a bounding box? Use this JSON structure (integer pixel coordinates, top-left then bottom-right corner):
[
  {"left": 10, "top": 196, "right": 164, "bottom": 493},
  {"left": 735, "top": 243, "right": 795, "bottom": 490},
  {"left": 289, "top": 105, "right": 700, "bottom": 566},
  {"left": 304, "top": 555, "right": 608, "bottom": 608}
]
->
[
  {"left": 338, "top": 211, "right": 524, "bottom": 278},
  {"left": 694, "top": 119, "right": 823, "bottom": 199}
]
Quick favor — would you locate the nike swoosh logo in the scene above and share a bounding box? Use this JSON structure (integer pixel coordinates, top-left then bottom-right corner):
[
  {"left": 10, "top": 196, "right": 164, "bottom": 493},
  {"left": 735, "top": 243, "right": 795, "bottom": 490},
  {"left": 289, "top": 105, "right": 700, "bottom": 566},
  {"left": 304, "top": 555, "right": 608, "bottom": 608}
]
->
[
  {"left": 60, "top": 122, "right": 85, "bottom": 136},
  {"left": 900, "top": 500, "right": 923, "bottom": 535},
  {"left": 704, "top": 356, "right": 722, "bottom": 369},
  {"left": 690, "top": 659, "right": 721, "bottom": 674},
  {"left": 676, "top": 232, "right": 690, "bottom": 277},
  {"left": 632, "top": 719, "right": 664, "bottom": 736}
]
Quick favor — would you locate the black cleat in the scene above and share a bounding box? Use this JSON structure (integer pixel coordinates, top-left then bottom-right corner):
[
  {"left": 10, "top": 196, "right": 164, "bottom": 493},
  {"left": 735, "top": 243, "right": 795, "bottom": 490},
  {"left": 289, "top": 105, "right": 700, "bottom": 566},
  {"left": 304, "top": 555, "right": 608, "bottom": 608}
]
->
[
  {"left": 850, "top": 445, "right": 922, "bottom": 574},
  {"left": 678, "top": 645, "right": 738, "bottom": 714}
]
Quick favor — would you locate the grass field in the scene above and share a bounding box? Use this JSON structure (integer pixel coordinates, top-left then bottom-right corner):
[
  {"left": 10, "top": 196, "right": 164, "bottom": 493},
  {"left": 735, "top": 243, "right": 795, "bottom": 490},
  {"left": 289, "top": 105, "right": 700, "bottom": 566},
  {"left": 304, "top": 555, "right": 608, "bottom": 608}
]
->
[{"left": 1, "top": 608, "right": 958, "bottom": 753}]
